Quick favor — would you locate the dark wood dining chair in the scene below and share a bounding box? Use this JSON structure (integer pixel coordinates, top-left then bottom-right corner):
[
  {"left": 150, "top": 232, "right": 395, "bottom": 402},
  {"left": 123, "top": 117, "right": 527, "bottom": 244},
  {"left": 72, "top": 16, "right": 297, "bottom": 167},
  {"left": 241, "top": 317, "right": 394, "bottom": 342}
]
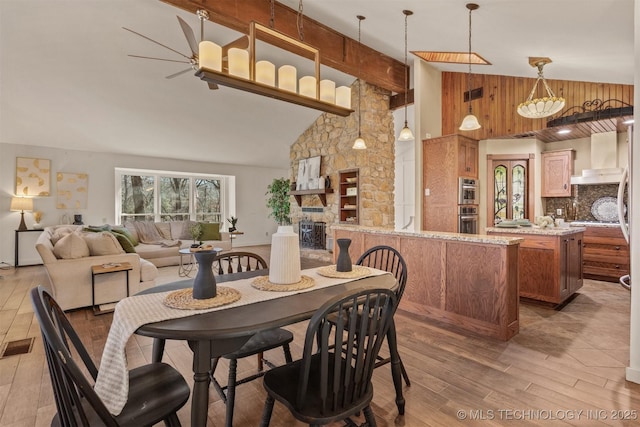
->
[
  {"left": 259, "top": 287, "right": 397, "bottom": 427},
  {"left": 30, "top": 285, "right": 190, "bottom": 427},
  {"left": 210, "top": 251, "right": 294, "bottom": 427},
  {"left": 356, "top": 245, "right": 411, "bottom": 388}
]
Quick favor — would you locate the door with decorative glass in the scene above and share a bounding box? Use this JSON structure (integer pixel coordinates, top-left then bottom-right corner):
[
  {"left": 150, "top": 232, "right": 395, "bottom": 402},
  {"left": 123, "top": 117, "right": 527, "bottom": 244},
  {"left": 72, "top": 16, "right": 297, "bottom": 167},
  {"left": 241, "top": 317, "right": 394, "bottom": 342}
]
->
[{"left": 488, "top": 155, "right": 533, "bottom": 225}]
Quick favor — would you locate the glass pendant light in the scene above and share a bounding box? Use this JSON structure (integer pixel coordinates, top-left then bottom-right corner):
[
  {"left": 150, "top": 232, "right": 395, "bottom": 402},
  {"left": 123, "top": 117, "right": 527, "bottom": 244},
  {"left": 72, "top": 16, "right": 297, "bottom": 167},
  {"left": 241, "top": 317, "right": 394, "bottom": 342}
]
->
[
  {"left": 459, "top": 3, "right": 481, "bottom": 131},
  {"left": 352, "top": 15, "right": 367, "bottom": 150},
  {"left": 398, "top": 10, "right": 415, "bottom": 141}
]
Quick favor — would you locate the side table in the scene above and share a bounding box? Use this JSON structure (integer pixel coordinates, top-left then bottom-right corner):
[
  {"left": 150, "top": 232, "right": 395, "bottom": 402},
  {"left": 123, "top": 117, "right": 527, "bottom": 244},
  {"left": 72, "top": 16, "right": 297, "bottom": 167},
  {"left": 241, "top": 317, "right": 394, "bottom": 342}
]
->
[
  {"left": 178, "top": 248, "right": 197, "bottom": 277},
  {"left": 91, "top": 262, "right": 132, "bottom": 315},
  {"left": 229, "top": 231, "right": 244, "bottom": 249},
  {"left": 15, "top": 229, "right": 44, "bottom": 267}
]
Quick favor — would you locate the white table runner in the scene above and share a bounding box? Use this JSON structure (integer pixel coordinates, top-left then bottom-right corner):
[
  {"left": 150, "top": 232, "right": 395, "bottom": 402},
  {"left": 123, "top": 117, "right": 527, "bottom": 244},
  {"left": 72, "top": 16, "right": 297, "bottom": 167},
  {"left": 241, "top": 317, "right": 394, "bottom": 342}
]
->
[{"left": 94, "top": 267, "right": 389, "bottom": 415}]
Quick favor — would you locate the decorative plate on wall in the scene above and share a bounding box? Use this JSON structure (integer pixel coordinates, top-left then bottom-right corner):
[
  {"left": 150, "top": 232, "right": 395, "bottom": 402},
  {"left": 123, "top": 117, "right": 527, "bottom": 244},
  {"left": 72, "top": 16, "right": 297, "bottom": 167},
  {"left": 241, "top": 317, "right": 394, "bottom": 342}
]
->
[{"left": 591, "top": 196, "right": 624, "bottom": 222}]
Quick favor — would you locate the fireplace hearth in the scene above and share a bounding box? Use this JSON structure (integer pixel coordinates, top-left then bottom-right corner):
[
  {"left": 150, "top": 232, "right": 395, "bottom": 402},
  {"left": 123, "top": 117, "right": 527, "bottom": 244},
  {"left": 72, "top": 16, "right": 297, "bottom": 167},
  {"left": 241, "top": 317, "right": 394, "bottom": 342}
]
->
[{"left": 299, "top": 220, "right": 326, "bottom": 250}]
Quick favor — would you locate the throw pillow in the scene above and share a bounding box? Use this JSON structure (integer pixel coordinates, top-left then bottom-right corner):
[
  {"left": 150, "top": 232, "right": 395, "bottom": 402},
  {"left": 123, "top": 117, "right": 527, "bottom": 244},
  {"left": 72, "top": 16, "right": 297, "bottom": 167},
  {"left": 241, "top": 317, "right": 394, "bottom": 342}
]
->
[
  {"left": 50, "top": 227, "right": 75, "bottom": 245},
  {"left": 82, "top": 231, "right": 124, "bottom": 256},
  {"left": 154, "top": 222, "right": 172, "bottom": 240},
  {"left": 199, "top": 223, "right": 221, "bottom": 241},
  {"left": 53, "top": 232, "right": 90, "bottom": 259},
  {"left": 111, "top": 227, "right": 139, "bottom": 246},
  {"left": 111, "top": 232, "right": 136, "bottom": 253},
  {"left": 179, "top": 220, "right": 198, "bottom": 240}
]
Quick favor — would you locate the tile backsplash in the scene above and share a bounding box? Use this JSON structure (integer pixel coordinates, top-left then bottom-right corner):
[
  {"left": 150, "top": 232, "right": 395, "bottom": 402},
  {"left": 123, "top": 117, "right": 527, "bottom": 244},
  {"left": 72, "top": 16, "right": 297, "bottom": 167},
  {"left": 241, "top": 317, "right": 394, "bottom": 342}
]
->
[{"left": 544, "top": 184, "right": 628, "bottom": 222}]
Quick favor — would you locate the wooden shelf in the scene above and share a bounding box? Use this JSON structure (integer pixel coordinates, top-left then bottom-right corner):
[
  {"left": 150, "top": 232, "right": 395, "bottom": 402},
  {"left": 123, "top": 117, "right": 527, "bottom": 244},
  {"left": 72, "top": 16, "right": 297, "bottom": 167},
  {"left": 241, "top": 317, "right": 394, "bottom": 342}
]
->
[
  {"left": 339, "top": 168, "right": 359, "bottom": 224},
  {"left": 290, "top": 188, "right": 334, "bottom": 206}
]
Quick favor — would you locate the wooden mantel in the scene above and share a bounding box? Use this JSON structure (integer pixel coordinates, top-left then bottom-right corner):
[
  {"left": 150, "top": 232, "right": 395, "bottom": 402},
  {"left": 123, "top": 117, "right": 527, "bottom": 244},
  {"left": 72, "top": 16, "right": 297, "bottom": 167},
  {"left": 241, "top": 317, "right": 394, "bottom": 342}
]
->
[{"left": 290, "top": 188, "right": 333, "bottom": 207}]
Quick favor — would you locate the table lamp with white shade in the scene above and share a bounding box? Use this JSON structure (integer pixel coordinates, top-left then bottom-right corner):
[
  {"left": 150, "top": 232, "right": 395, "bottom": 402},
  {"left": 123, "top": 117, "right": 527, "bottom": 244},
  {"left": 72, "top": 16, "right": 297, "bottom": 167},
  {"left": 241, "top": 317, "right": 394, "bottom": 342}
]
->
[{"left": 10, "top": 197, "right": 33, "bottom": 231}]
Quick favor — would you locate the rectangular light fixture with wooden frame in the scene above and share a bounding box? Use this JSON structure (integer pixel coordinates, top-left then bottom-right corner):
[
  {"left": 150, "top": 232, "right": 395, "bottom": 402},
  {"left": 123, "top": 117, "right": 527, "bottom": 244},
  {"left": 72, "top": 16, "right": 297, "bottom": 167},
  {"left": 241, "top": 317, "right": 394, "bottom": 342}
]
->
[
  {"left": 411, "top": 51, "right": 491, "bottom": 65},
  {"left": 196, "top": 21, "right": 354, "bottom": 117}
]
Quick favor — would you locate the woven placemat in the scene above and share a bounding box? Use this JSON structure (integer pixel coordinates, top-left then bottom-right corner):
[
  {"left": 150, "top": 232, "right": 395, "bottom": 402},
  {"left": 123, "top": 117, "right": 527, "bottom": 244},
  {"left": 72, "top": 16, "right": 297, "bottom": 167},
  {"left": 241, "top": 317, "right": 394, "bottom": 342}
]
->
[
  {"left": 316, "top": 265, "right": 372, "bottom": 279},
  {"left": 163, "top": 286, "right": 241, "bottom": 310},
  {"left": 251, "top": 275, "right": 315, "bottom": 292}
]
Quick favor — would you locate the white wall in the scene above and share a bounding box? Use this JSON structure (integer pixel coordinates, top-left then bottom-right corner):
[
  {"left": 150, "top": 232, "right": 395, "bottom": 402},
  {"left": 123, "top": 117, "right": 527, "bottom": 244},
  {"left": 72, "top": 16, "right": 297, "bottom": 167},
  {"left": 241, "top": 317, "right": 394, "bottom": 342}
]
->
[
  {"left": 626, "top": 0, "right": 640, "bottom": 385},
  {"left": 0, "top": 143, "right": 287, "bottom": 266}
]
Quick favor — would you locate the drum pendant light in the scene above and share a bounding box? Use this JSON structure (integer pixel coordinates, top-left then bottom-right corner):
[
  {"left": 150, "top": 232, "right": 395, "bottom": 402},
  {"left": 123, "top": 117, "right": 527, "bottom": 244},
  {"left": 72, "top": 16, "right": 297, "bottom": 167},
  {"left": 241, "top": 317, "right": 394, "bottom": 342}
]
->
[
  {"left": 398, "top": 10, "right": 415, "bottom": 141},
  {"left": 459, "top": 3, "right": 481, "bottom": 131}
]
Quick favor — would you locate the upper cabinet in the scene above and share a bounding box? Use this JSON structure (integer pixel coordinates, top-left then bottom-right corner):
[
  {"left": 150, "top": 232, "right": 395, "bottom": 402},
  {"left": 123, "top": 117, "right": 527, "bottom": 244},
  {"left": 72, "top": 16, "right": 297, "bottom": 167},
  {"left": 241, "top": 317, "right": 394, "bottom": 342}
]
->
[
  {"left": 422, "top": 134, "right": 479, "bottom": 232},
  {"left": 541, "top": 149, "right": 574, "bottom": 197},
  {"left": 458, "top": 137, "right": 478, "bottom": 177}
]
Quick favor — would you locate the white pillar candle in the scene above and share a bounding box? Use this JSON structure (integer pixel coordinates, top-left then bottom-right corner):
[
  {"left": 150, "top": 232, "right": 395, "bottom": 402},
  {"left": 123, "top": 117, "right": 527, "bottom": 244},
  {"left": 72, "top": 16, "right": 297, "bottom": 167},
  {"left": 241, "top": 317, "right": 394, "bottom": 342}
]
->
[
  {"left": 228, "top": 48, "right": 249, "bottom": 79},
  {"left": 198, "top": 41, "right": 222, "bottom": 72},
  {"left": 299, "top": 76, "right": 316, "bottom": 98},
  {"left": 255, "top": 60, "right": 275, "bottom": 86},
  {"left": 335, "top": 86, "right": 352, "bottom": 109},
  {"left": 320, "top": 79, "right": 336, "bottom": 103},
  {"left": 278, "top": 65, "right": 297, "bottom": 92}
]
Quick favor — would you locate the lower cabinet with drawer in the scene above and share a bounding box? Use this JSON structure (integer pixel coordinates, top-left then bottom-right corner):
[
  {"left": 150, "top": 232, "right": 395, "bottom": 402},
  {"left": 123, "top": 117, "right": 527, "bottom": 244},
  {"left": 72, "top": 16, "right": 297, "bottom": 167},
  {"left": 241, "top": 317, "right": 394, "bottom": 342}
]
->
[{"left": 582, "top": 226, "right": 629, "bottom": 282}]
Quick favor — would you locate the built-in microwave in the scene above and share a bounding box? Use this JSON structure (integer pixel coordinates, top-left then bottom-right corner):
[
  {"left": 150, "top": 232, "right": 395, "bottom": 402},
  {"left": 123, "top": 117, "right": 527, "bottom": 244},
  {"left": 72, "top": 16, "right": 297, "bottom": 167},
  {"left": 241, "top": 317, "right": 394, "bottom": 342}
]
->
[{"left": 458, "top": 177, "right": 479, "bottom": 205}]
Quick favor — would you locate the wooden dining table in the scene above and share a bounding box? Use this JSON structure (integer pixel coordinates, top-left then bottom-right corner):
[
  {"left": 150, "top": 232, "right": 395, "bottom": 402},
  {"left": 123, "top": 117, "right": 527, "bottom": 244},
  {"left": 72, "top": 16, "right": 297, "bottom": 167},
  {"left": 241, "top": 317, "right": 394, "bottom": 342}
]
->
[{"left": 135, "top": 268, "right": 402, "bottom": 427}]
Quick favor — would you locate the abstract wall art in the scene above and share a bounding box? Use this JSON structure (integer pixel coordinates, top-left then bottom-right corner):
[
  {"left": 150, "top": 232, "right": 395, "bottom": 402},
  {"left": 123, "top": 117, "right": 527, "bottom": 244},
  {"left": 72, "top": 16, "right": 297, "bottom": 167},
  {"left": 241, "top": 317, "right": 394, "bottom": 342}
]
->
[
  {"left": 16, "top": 157, "right": 51, "bottom": 196},
  {"left": 56, "top": 172, "right": 88, "bottom": 209}
]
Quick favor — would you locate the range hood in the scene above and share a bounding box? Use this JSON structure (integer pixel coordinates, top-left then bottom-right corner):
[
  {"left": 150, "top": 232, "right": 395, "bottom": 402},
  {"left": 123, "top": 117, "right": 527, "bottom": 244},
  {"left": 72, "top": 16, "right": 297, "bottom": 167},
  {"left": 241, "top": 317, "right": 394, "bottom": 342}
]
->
[{"left": 570, "top": 131, "right": 624, "bottom": 185}]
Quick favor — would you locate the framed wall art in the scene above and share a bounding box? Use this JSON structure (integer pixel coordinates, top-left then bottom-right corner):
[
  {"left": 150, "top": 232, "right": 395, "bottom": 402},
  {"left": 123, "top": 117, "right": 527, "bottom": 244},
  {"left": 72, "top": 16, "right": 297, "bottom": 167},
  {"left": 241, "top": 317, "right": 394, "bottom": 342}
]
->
[
  {"left": 56, "top": 172, "right": 88, "bottom": 209},
  {"left": 16, "top": 157, "right": 51, "bottom": 196},
  {"left": 296, "top": 156, "right": 321, "bottom": 190}
]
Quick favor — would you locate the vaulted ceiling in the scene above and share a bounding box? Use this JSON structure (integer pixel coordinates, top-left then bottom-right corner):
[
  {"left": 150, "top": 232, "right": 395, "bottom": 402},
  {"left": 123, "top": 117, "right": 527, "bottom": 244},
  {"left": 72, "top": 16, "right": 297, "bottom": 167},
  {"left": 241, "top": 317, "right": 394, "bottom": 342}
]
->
[{"left": 0, "top": 0, "right": 634, "bottom": 168}]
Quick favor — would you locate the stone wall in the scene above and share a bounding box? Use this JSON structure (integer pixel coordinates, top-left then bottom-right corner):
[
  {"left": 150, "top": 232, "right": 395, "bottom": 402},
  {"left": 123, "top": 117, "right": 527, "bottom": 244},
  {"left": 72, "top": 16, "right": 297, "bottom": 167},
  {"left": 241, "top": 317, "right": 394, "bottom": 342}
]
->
[{"left": 289, "top": 81, "right": 396, "bottom": 234}]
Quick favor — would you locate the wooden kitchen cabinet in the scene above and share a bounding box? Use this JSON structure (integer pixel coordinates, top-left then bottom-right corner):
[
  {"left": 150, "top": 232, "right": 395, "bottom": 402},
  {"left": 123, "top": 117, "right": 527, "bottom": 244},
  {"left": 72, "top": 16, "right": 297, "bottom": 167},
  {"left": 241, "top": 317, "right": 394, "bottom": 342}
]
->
[
  {"left": 458, "top": 137, "right": 478, "bottom": 177},
  {"left": 423, "top": 134, "right": 478, "bottom": 232},
  {"left": 541, "top": 149, "right": 574, "bottom": 197},
  {"left": 582, "top": 226, "right": 629, "bottom": 282},
  {"left": 487, "top": 228, "right": 583, "bottom": 305}
]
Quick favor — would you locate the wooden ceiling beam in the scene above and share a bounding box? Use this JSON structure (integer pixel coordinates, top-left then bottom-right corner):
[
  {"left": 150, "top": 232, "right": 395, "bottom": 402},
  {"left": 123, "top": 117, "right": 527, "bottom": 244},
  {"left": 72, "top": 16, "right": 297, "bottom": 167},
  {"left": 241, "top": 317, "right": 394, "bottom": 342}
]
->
[{"left": 160, "top": 0, "right": 407, "bottom": 93}]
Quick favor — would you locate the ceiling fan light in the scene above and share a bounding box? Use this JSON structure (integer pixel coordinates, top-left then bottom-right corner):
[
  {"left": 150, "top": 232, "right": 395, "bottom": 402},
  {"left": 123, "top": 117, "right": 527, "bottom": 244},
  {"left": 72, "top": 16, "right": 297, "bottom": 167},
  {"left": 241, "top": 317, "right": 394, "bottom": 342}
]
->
[
  {"left": 352, "top": 137, "right": 367, "bottom": 150},
  {"left": 398, "top": 124, "right": 415, "bottom": 141},
  {"left": 459, "top": 114, "right": 481, "bottom": 131}
]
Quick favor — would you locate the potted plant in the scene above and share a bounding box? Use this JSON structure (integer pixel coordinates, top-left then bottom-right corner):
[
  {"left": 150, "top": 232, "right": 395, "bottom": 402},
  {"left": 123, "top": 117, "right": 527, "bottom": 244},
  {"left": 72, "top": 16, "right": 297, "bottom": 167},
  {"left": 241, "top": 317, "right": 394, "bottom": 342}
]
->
[
  {"left": 188, "top": 222, "right": 202, "bottom": 248},
  {"left": 227, "top": 216, "right": 238, "bottom": 232},
  {"left": 266, "top": 177, "right": 291, "bottom": 226},
  {"left": 265, "top": 177, "right": 300, "bottom": 285}
]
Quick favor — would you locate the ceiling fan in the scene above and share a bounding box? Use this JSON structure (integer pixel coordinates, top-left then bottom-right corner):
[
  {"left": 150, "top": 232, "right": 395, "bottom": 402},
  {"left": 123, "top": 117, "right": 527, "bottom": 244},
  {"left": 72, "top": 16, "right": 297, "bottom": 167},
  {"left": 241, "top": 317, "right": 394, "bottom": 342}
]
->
[{"left": 123, "top": 10, "right": 249, "bottom": 89}]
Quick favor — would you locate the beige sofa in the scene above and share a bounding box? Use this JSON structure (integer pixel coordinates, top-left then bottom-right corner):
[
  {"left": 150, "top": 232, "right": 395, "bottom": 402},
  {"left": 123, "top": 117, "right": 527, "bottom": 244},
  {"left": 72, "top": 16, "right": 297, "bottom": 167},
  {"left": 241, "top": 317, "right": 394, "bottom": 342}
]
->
[
  {"left": 35, "top": 225, "right": 159, "bottom": 311},
  {"left": 123, "top": 221, "right": 232, "bottom": 267}
]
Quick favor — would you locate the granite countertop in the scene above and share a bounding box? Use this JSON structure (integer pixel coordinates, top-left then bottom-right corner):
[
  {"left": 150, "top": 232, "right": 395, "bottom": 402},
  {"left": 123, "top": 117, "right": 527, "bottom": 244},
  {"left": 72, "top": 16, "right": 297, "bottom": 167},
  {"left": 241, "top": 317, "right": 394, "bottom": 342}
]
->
[
  {"left": 486, "top": 225, "right": 586, "bottom": 236},
  {"left": 332, "top": 224, "right": 523, "bottom": 246},
  {"left": 569, "top": 221, "right": 625, "bottom": 228}
]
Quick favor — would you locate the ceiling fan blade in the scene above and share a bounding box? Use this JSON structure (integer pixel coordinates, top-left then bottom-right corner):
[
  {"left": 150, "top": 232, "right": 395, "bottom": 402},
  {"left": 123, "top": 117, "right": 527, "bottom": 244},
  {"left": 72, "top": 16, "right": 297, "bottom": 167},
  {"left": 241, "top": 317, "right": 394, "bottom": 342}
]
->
[
  {"left": 207, "top": 82, "right": 219, "bottom": 90},
  {"left": 165, "top": 68, "right": 193, "bottom": 79},
  {"left": 122, "top": 27, "right": 192, "bottom": 61},
  {"left": 176, "top": 16, "right": 198, "bottom": 56},
  {"left": 128, "top": 54, "right": 190, "bottom": 64}
]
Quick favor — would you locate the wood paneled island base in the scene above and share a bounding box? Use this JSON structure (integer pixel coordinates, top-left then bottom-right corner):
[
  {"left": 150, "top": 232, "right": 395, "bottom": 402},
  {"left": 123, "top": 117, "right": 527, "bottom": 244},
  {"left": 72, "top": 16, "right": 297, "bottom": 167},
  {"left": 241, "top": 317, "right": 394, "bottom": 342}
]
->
[{"left": 332, "top": 226, "right": 523, "bottom": 341}]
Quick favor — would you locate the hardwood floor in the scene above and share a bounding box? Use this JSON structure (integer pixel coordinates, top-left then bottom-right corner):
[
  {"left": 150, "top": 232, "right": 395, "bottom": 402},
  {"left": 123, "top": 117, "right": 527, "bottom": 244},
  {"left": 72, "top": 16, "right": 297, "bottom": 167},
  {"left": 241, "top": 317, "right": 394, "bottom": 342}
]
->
[{"left": 1, "top": 245, "right": 639, "bottom": 426}]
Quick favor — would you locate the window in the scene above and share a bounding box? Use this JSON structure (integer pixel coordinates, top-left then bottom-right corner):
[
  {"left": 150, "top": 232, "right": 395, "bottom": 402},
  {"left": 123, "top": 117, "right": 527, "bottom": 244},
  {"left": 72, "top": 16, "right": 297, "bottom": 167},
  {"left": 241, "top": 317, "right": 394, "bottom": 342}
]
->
[
  {"left": 115, "top": 168, "right": 235, "bottom": 226},
  {"left": 487, "top": 154, "right": 534, "bottom": 226}
]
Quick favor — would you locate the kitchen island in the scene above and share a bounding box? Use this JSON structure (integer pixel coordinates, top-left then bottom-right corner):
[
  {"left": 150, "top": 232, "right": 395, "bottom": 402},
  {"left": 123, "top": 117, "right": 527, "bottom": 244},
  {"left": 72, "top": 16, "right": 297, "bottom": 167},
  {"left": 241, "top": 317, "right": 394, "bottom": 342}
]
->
[
  {"left": 487, "top": 226, "right": 585, "bottom": 305},
  {"left": 332, "top": 225, "right": 523, "bottom": 341}
]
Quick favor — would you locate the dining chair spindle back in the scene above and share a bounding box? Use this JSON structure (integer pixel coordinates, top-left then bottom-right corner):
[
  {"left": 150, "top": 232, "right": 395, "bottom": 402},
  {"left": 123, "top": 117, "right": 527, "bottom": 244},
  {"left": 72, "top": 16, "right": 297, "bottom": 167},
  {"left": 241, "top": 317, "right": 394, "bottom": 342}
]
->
[
  {"left": 30, "top": 286, "right": 190, "bottom": 427},
  {"left": 259, "top": 287, "right": 397, "bottom": 426}
]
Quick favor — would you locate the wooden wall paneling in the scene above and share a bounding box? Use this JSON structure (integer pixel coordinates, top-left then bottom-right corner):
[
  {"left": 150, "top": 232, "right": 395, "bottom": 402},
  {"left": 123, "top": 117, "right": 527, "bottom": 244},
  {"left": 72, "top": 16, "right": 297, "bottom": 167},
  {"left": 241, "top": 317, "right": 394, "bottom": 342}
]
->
[
  {"left": 445, "top": 242, "right": 501, "bottom": 324},
  {"left": 399, "top": 237, "right": 443, "bottom": 311},
  {"left": 441, "top": 72, "right": 634, "bottom": 139}
]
